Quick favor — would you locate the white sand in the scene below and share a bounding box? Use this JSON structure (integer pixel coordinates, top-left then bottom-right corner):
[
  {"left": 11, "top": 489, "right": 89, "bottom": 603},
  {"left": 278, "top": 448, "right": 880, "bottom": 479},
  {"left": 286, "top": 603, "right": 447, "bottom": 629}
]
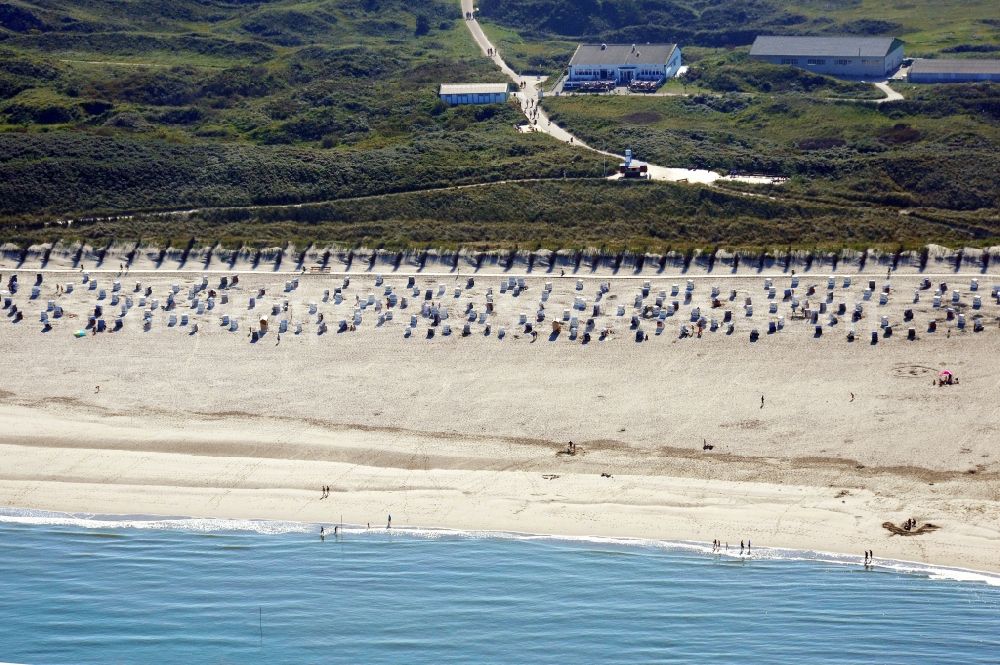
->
[{"left": 1, "top": 261, "right": 998, "bottom": 572}]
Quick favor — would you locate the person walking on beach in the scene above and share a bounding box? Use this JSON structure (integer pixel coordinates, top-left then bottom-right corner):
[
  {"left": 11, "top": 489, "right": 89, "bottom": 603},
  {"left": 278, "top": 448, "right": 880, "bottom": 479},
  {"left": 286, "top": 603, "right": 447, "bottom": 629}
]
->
[
  {"left": 387, "top": 514, "right": 392, "bottom": 529},
  {"left": 747, "top": 540, "right": 751, "bottom": 553},
  {"left": 760, "top": 395, "right": 764, "bottom": 409},
  {"left": 740, "top": 540, "right": 744, "bottom": 554}
]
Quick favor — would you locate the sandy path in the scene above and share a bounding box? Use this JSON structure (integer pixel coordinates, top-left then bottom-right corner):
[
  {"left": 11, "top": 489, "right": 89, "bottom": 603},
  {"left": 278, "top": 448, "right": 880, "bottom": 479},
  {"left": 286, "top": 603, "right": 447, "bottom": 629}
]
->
[
  {"left": 875, "top": 81, "right": 905, "bottom": 103},
  {"left": 458, "top": 1, "right": 779, "bottom": 185},
  {"left": 1, "top": 269, "right": 998, "bottom": 571}
]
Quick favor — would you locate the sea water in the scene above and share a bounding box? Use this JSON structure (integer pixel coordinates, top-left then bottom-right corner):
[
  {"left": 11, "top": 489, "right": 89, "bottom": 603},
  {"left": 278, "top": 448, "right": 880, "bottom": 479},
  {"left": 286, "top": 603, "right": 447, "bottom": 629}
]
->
[{"left": 1, "top": 510, "right": 998, "bottom": 664}]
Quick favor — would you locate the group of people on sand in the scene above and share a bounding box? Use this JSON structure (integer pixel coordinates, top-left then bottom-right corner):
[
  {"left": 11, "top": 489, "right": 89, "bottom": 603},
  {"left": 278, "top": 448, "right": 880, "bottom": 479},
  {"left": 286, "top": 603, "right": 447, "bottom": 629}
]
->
[
  {"left": 711, "top": 539, "right": 752, "bottom": 555},
  {"left": 319, "top": 515, "right": 393, "bottom": 540},
  {"left": 902, "top": 517, "right": 919, "bottom": 531},
  {"left": 863, "top": 550, "right": 875, "bottom": 566},
  {"left": 319, "top": 485, "right": 330, "bottom": 499},
  {"left": 712, "top": 539, "right": 750, "bottom": 555}
]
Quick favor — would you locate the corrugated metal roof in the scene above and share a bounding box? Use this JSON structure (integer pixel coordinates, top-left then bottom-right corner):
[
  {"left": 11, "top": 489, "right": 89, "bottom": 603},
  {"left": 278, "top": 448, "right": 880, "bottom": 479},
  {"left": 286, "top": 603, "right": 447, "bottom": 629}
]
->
[
  {"left": 750, "top": 36, "right": 901, "bottom": 58},
  {"left": 909, "top": 58, "right": 1000, "bottom": 75},
  {"left": 439, "top": 83, "right": 509, "bottom": 95},
  {"left": 569, "top": 43, "right": 677, "bottom": 67}
]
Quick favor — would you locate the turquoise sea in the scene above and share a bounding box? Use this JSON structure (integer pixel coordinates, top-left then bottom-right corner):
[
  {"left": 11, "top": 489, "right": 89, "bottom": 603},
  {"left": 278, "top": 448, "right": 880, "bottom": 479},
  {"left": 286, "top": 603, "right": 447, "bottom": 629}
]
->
[{"left": 1, "top": 509, "right": 998, "bottom": 664}]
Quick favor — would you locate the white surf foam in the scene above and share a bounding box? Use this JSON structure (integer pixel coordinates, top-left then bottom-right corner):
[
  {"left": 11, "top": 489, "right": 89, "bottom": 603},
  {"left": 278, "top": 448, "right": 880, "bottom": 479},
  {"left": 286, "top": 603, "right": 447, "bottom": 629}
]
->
[
  {"left": 0, "top": 507, "right": 313, "bottom": 535},
  {"left": 2, "top": 507, "right": 997, "bottom": 587}
]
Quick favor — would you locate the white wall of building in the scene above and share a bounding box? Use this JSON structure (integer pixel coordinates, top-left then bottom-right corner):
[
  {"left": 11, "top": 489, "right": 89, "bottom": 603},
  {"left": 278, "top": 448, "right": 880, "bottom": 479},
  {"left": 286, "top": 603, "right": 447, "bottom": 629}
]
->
[
  {"left": 440, "top": 92, "right": 509, "bottom": 105},
  {"left": 909, "top": 70, "right": 1000, "bottom": 83},
  {"left": 569, "top": 48, "right": 683, "bottom": 83},
  {"left": 752, "top": 44, "right": 903, "bottom": 78}
]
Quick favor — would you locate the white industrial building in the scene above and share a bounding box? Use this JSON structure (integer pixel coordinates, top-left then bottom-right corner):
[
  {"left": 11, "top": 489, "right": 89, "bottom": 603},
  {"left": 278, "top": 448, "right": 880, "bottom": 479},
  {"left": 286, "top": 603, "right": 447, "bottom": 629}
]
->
[
  {"left": 749, "top": 35, "right": 904, "bottom": 78},
  {"left": 907, "top": 59, "right": 1000, "bottom": 83},
  {"left": 566, "top": 43, "right": 682, "bottom": 88},
  {"left": 438, "top": 83, "right": 510, "bottom": 105}
]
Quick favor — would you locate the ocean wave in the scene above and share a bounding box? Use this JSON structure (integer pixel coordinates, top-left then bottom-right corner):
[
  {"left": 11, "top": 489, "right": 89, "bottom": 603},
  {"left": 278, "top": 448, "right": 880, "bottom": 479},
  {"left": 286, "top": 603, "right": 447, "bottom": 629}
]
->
[
  {"left": 0, "top": 507, "right": 314, "bottom": 536},
  {"left": 2, "top": 507, "right": 997, "bottom": 587}
]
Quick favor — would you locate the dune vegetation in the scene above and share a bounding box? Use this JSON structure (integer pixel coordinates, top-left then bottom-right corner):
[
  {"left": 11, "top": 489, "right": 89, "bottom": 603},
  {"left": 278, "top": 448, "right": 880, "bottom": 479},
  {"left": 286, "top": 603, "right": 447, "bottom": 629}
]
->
[{"left": 1, "top": 0, "right": 998, "bottom": 251}]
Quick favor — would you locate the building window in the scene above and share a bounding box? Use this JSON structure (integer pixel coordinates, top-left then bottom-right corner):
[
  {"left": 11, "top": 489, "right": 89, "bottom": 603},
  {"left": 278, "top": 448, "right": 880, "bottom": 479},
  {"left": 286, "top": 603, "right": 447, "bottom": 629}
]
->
[
  {"left": 806, "top": 59, "right": 826, "bottom": 66},
  {"left": 835, "top": 59, "right": 851, "bottom": 65},
  {"left": 780, "top": 58, "right": 797, "bottom": 65}
]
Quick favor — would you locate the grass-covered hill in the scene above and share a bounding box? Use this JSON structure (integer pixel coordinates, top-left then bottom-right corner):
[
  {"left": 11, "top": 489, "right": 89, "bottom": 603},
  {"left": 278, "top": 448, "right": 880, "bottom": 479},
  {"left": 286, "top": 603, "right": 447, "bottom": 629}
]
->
[
  {"left": 1, "top": 0, "right": 998, "bottom": 252},
  {"left": 11, "top": 179, "right": 998, "bottom": 251},
  {"left": 478, "top": 0, "right": 1000, "bottom": 55},
  {"left": 0, "top": 0, "right": 601, "bottom": 220},
  {"left": 544, "top": 79, "right": 1000, "bottom": 212}
]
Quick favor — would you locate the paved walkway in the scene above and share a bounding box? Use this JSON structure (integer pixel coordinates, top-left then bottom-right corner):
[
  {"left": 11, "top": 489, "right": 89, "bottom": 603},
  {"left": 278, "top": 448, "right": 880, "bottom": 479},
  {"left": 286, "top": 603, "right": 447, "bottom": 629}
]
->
[
  {"left": 459, "top": 1, "right": 780, "bottom": 186},
  {"left": 874, "top": 81, "right": 904, "bottom": 103}
]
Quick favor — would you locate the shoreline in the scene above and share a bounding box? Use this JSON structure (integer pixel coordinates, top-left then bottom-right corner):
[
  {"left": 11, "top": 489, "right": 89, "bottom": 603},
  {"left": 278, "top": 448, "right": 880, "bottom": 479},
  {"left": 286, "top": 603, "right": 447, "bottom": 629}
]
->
[
  {"left": 4, "top": 506, "right": 999, "bottom": 586},
  {"left": 1, "top": 399, "right": 997, "bottom": 575}
]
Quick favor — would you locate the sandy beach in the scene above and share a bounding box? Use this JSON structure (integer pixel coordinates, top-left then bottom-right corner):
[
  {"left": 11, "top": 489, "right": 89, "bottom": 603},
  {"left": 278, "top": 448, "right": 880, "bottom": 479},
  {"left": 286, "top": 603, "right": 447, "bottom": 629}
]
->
[{"left": 1, "top": 244, "right": 999, "bottom": 572}]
